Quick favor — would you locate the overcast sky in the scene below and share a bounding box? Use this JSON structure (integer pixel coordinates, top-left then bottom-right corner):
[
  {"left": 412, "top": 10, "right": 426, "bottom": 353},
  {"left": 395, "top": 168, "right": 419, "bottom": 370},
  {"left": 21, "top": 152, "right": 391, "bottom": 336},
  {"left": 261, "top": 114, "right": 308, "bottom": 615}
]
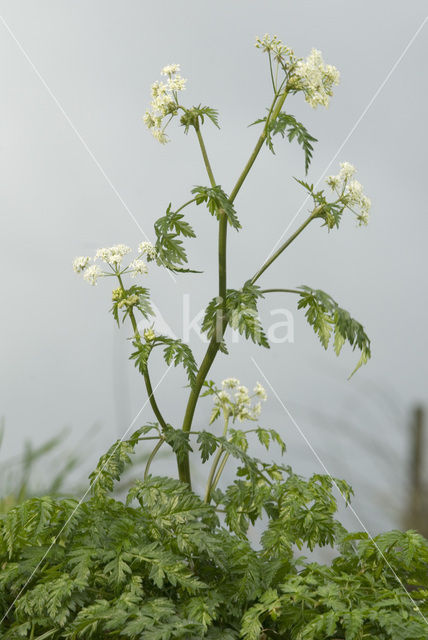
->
[{"left": 1, "top": 1, "right": 427, "bottom": 532}]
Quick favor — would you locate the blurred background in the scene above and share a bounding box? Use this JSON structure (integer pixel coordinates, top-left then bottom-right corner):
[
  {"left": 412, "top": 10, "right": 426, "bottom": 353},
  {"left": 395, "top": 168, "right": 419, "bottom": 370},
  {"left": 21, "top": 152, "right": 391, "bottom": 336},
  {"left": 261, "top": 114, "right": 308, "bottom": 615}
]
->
[{"left": 1, "top": 0, "right": 427, "bottom": 536}]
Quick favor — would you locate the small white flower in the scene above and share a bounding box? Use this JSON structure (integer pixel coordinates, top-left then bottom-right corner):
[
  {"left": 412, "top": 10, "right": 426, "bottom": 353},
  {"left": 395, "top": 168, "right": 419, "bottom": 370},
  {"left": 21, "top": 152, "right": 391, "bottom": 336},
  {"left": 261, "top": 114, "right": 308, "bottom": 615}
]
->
[
  {"left": 129, "top": 259, "right": 148, "bottom": 277},
  {"left": 152, "top": 128, "right": 169, "bottom": 144},
  {"left": 138, "top": 241, "right": 157, "bottom": 260},
  {"left": 167, "top": 75, "right": 187, "bottom": 92},
  {"left": 218, "top": 390, "right": 231, "bottom": 402},
  {"left": 73, "top": 256, "right": 90, "bottom": 273},
  {"left": 161, "top": 64, "right": 180, "bottom": 76},
  {"left": 346, "top": 180, "right": 364, "bottom": 204},
  {"left": 252, "top": 402, "right": 262, "bottom": 418},
  {"left": 235, "top": 386, "right": 250, "bottom": 405},
  {"left": 222, "top": 378, "right": 240, "bottom": 389},
  {"left": 83, "top": 264, "right": 102, "bottom": 286},
  {"left": 237, "top": 407, "right": 252, "bottom": 422},
  {"left": 339, "top": 161, "right": 356, "bottom": 181},
  {"left": 254, "top": 382, "right": 267, "bottom": 401},
  {"left": 325, "top": 162, "right": 371, "bottom": 226},
  {"left": 326, "top": 175, "right": 341, "bottom": 190},
  {"left": 95, "top": 245, "right": 131, "bottom": 266}
]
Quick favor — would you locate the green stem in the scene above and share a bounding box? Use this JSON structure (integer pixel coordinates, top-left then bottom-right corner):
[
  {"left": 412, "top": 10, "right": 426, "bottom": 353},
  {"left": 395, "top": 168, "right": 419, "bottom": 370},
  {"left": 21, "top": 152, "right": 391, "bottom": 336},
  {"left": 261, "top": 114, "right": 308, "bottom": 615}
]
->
[
  {"left": 204, "top": 415, "right": 229, "bottom": 503},
  {"left": 144, "top": 437, "right": 165, "bottom": 479},
  {"left": 117, "top": 275, "right": 168, "bottom": 434},
  {"left": 142, "top": 369, "right": 168, "bottom": 433},
  {"left": 181, "top": 94, "right": 291, "bottom": 483},
  {"left": 261, "top": 288, "right": 301, "bottom": 295},
  {"left": 267, "top": 51, "right": 276, "bottom": 92},
  {"left": 179, "top": 123, "right": 228, "bottom": 485},
  {"left": 174, "top": 197, "right": 197, "bottom": 215},
  {"left": 195, "top": 125, "right": 216, "bottom": 186},
  {"left": 204, "top": 446, "right": 224, "bottom": 503},
  {"left": 210, "top": 451, "right": 230, "bottom": 494},
  {"left": 251, "top": 209, "right": 318, "bottom": 284},
  {"left": 229, "top": 89, "right": 288, "bottom": 204}
]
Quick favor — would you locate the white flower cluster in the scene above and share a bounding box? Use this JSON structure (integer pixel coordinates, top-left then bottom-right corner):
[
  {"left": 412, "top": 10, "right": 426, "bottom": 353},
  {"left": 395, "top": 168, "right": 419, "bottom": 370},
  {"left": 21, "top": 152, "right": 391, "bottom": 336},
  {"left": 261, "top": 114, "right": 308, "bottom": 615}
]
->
[
  {"left": 211, "top": 378, "right": 268, "bottom": 423},
  {"left": 129, "top": 259, "right": 148, "bottom": 277},
  {"left": 326, "top": 162, "right": 371, "bottom": 225},
  {"left": 143, "top": 64, "right": 187, "bottom": 144},
  {"left": 293, "top": 48, "right": 340, "bottom": 108},
  {"left": 138, "top": 241, "right": 157, "bottom": 261},
  {"left": 82, "top": 264, "right": 102, "bottom": 286},
  {"left": 72, "top": 256, "right": 90, "bottom": 273},
  {"left": 255, "top": 34, "right": 295, "bottom": 63},
  {"left": 95, "top": 244, "right": 132, "bottom": 266},
  {"left": 73, "top": 243, "right": 152, "bottom": 285}
]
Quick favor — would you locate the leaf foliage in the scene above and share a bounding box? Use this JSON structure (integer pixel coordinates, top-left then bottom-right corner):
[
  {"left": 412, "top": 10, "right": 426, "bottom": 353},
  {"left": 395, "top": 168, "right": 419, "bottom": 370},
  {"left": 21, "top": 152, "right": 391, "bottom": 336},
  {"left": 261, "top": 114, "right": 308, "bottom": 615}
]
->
[
  {"left": 192, "top": 185, "right": 241, "bottom": 230},
  {"left": 1, "top": 431, "right": 427, "bottom": 640},
  {"left": 202, "top": 282, "right": 269, "bottom": 348},
  {"left": 153, "top": 203, "right": 199, "bottom": 273},
  {"left": 251, "top": 111, "right": 317, "bottom": 173},
  {"left": 296, "top": 285, "right": 371, "bottom": 376}
]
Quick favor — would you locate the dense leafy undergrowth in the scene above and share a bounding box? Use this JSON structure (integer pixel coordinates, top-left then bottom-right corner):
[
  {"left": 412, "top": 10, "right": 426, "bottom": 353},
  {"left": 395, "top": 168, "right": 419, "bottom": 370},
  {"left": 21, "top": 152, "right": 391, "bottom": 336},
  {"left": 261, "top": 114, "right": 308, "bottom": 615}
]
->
[{"left": 1, "top": 426, "right": 428, "bottom": 639}]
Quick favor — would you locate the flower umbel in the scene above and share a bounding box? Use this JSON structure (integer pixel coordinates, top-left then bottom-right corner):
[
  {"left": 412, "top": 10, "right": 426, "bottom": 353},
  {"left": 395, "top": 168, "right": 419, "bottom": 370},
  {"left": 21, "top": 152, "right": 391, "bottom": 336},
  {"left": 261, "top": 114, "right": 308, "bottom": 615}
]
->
[
  {"left": 129, "top": 259, "right": 148, "bottom": 277},
  {"left": 95, "top": 245, "right": 132, "bottom": 266},
  {"left": 144, "top": 64, "right": 187, "bottom": 144},
  {"left": 83, "top": 264, "right": 102, "bottom": 286},
  {"left": 209, "top": 378, "right": 267, "bottom": 424},
  {"left": 138, "top": 241, "right": 157, "bottom": 261},
  {"left": 72, "top": 256, "right": 90, "bottom": 274},
  {"left": 326, "top": 162, "right": 371, "bottom": 225},
  {"left": 73, "top": 243, "right": 152, "bottom": 287},
  {"left": 292, "top": 48, "right": 340, "bottom": 108}
]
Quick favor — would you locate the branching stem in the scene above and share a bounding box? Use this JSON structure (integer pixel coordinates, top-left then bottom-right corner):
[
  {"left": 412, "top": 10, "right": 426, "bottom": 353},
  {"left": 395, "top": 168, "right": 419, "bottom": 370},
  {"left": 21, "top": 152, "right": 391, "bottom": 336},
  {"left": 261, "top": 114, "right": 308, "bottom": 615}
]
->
[
  {"left": 117, "top": 275, "right": 169, "bottom": 434},
  {"left": 180, "top": 89, "right": 292, "bottom": 484},
  {"left": 144, "top": 437, "right": 165, "bottom": 479},
  {"left": 251, "top": 209, "right": 318, "bottom": 284}
]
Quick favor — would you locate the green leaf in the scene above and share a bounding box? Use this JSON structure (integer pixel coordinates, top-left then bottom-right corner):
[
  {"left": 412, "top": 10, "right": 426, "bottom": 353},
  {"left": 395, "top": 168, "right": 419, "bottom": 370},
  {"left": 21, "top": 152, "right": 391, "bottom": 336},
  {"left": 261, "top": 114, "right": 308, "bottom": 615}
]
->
[
  {"left": 202, "top": 284, "right": 269, "bottom": 349},
  {"left": 296, "top": 286, "right": 371, "bottom": 376},
  {"left": 157, "top": 336, "right": 198, "bottom": 388},
  {"left": 197, "top": 431, "right": 219, "bottom": 463},
  {"left": 154, "top": 203, "right": 200, "bottom": 273},
  {"left": 164, "top": 427, "right": 193, "bottom": 464},
  {"left": 192, "top": 185, "right": 241, "bottom": 230},
  {"left": 130, "top": 340, "right": 153, "bottom": 375},
  {"left": 226, "top": 282, "right": 269, "bottom": 348},
  {"left": 89, "top": 426, "right": 157, "bottom": 498},
  {"left": 250, "top": 111, "right": 317, "bottom": 174},
  {"left": 180, "top": 105, "right": 220, "bottom": 134}
]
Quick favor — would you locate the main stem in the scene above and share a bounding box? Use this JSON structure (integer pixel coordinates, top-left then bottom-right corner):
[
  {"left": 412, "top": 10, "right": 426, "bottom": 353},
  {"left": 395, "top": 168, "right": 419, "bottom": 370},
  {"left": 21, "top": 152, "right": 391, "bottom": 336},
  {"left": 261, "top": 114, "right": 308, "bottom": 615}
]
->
[{"left": 179, "top": 91, "right": 289, "bottom": 485}]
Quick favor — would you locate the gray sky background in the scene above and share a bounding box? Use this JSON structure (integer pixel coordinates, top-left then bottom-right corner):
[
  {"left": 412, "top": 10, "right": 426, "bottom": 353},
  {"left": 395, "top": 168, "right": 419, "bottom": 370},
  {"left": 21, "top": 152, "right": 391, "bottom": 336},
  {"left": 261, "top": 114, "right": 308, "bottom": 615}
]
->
[{"left": 1, "top": 1, "right": 427, "bottom": 532}]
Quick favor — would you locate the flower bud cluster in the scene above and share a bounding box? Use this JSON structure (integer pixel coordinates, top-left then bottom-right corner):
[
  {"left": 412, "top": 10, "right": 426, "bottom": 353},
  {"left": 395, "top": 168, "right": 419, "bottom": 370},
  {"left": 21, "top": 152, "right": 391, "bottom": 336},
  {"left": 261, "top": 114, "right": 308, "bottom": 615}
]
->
[
  {"left": 144, "top": 328, "right": 156, "bottom": 342},
  {"left": 211, "top": 378, "right": 268, "bottom": 423},
  {"left": 143, "top": 64, "right": 187, "bottom": 144},
  {"left": 255, "top": 34, "right": 295, "bottom": 64},
  {"left": 326, "top": 162, "right": 371, "bottom": 225}
]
